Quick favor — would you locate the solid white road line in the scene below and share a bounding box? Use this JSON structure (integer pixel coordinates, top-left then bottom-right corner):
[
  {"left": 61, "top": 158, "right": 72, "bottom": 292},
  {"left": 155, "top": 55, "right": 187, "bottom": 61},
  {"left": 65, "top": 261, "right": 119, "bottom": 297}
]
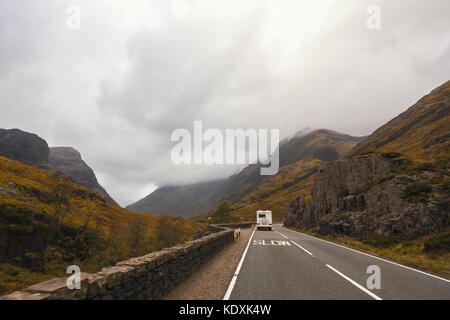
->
[
  {"left": 291, "top": 240, "right": 314, "bottom": 257},
  {"left": 279, "top": 233, "right": 288, "bottom": 239},
  {"left": 223, "top": 226, "right": 257, "bottom": 300},
  {"left": 326, "top": 264, "right": 382, "bottom": 300},
  {"left": 283, "top": 227, "right": 450, "bottom": 283}
]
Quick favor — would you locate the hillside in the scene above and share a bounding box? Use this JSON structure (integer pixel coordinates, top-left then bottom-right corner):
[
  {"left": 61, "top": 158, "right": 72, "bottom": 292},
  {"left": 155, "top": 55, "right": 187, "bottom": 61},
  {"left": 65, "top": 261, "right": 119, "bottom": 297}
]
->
[
  {"left": 127, "top": 130, "right": 363, "bottom": 220},
  {"left": 0, "top": 155, "right": 202, "bottom": 295},
  {"left": 0, "top": 129, "right": 119, "bottom": 206},
  {"left": 348, "top": 80, "right": 450, "bottom": 164},
  {"left": 285, "top": 81, "right": 450, "bottom": 274},
  {"left": 228, "top": 130, "right": 363, "bottom": 221},
  {"left": 127, "top": 180, "right": 228, "bottom": 218}
]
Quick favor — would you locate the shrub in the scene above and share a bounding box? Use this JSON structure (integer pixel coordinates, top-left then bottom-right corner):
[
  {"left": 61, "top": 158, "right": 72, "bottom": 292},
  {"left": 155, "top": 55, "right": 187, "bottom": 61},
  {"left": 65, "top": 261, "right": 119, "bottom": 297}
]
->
[
  {"left": 339, "top": 188, "right": 350, "bottom": 198},
  {"left": 23, "top": 252, "right": 44, "bottom": 272},
  {"left": 212, "top": 201, "right": 233, "bottom": 224},
  {"left": 404, "top": 183, "right": 432, "bottom": 203},
  {"left": 304, "top": 194, "right": 312, "bottom": 205},
  {"left": 381, "top": 152, "right": 403, "bottom": 159},
  {"left": 424, "top": 232, "right": 450, "bottom": 253}
]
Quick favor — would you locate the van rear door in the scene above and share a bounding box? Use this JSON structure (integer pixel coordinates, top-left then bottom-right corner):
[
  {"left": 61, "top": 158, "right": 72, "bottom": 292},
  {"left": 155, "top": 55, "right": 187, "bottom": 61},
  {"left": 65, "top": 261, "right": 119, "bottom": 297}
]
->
[{"left": 258, "top": 212, "right": 268, "bottom": 226}]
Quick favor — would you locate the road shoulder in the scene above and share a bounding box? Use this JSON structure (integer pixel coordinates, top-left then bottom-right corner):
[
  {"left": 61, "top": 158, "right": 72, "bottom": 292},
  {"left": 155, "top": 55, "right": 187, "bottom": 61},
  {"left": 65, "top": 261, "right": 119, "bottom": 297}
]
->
[{"left": 163, "top": 227, "right": 254, "bottom": 300}]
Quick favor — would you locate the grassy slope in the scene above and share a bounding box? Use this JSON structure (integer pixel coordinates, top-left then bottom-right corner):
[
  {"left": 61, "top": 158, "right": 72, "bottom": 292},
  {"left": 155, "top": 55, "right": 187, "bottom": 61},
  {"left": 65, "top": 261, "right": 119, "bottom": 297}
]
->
[
  {"left": 348, "top": 80, "right": 450, "bottom": 164},
  {"left": 230, "top": 131, "right": 361, "bottom": 222},
  {"left": 230, "top": 159, "right": 321, "bottom": 222},
  {"left": 0, "top": 155, "right": 202, "bottom": 295}
]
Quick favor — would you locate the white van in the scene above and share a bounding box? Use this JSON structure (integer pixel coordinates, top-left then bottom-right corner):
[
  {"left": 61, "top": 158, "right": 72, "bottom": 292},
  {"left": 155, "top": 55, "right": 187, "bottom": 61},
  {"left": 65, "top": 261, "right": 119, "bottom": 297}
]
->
[{"left": 257, "top": 210, "right": 272, "bottom": 231}]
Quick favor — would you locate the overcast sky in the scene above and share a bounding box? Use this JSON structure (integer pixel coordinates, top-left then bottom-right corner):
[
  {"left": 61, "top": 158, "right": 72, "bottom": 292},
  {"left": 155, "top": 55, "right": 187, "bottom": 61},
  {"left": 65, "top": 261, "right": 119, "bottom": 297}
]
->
[{"left": 1, "top": 0, "right": 449, "bottom": 206}]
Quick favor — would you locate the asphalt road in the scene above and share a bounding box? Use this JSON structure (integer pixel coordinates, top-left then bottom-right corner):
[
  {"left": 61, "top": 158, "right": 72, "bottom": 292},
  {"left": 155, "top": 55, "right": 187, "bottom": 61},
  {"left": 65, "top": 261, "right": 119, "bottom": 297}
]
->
[{"left": 226, "top": 225, "right": 450, "bottom": 300}]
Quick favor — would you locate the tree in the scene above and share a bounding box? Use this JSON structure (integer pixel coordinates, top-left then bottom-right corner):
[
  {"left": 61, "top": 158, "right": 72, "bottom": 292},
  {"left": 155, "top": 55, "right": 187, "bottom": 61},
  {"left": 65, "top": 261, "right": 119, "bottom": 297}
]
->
[
  {"left": 127, "top": 216, "right": 147, "bottom": 257},
  {"left": 212, "top": 201, "right": 232, "bottom": 223},
  {"left": 152, "top": 216, "right": 189, "bottom": 251},
  {"left": 50, "top": 175, "right": 72, "bottom": 223},
  {"left": 106, "top": 221, "right": 128, "bottom": 261}
]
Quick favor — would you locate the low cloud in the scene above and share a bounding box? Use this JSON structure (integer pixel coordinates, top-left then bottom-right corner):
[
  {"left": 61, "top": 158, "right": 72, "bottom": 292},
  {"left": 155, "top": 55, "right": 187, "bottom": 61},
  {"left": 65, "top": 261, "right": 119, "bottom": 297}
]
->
[{"left": 1, "top": 0, "right": 449, "bottom": 205}]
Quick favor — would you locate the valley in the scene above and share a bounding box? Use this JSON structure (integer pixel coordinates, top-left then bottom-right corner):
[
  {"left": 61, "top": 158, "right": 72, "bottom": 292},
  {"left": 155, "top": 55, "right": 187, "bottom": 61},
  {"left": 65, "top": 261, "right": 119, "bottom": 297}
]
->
[{"left": 0, "top": 81, "right": 448, "bottom": 298}]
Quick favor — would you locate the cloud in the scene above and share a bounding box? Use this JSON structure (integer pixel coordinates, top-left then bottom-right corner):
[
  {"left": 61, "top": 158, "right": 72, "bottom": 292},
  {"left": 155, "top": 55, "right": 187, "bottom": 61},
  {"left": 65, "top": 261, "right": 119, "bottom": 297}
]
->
[{"left": 0, "top": 0, "right": 449, "bottom": 205}]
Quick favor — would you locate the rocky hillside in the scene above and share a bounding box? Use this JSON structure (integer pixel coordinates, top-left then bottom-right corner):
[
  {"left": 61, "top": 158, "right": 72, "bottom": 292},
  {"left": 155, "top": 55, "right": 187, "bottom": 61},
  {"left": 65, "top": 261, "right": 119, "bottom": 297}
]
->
[
  {"left": 0, "top": 129, "right": 118, "bottom": 206},
  {"left": 49, "top": 147, "right": 118, "bottom": 206},
  {"left": 285, "top": 81, "right": 450, "bottom": 240},
  {"left": 127, "top": 130, "right": 363, "bottom": 219}
]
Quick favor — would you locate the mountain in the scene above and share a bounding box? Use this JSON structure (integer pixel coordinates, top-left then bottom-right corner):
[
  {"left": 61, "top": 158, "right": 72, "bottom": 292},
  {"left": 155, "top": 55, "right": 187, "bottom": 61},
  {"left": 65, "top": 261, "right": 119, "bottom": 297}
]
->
[
  {"left": 0, "top": 129, "right": 118, "bottom": 206},
  {"left": 285, "top": 80, "right": 449, "bottom": 239},
  {"left": 220, "top": 130, "right": 363, "bottom": 221},
  {"left": 127, "top": 180, "right": 227, "bottom": 218},
  {"left": 49, "top": 147, "right": 118, "bottom": 206},
  {"left": 224, "top": 130, "right": 363, "bottom": 202},
  {"left": 0, "top": 129, "right": 50, "bottom": 169},
  {"left": 348, "top": 80, "right": 450, "bottom": 164},
  {"left": 127, "top": 129, "right": 364, "bottom": 219}
]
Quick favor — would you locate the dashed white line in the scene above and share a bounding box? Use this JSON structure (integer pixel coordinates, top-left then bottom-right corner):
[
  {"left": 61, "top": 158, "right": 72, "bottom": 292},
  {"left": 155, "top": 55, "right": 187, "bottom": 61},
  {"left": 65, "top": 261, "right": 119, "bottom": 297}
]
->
[
  {"left": 283, "top": 227, "right": 450, "bottom": 283},
  {"left": 275, "top": 230, "right": 288, "bottom": 239},
  {"left": 291, "top": 240, "right": 314, "bottom": 257},
  {"left": 279, "top": 233, "right": 288, "bottom": 239},
  {"left": 223, "top": 226, "right": 257, "bottom": 300},
  {"left": 326, "top": 264, "right": 382, "bottom": 300}
]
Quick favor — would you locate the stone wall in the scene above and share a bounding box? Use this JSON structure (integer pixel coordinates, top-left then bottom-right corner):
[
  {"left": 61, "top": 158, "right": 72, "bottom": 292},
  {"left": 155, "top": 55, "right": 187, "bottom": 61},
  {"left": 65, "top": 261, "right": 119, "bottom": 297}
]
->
[
  {"left": 0, "top": 228, "right": 235, "bottom": 300},
  {"left": 214, "top": 223, "right": 255, "bottom": 229}
]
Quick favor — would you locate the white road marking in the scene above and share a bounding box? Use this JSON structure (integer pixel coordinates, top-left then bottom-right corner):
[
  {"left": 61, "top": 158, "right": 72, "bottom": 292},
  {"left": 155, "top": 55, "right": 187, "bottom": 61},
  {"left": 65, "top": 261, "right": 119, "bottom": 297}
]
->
[
  {"left": 326, "top": 264, "right": 382, "bottom": 300},
  {"left": 253, "top": 239, "right": 291, "bottom": 246},
  {"left": 279, "top": 233, "right": 288, "bottom": 239},
  {"left": 291, "top": 240, "right": 314, "bottom": 257},
  {"left": 224, "top": 226, "right": 257, "bottom": 300},
  {"left": 283, "top": 227, "right": 450, "bottom": 283}
]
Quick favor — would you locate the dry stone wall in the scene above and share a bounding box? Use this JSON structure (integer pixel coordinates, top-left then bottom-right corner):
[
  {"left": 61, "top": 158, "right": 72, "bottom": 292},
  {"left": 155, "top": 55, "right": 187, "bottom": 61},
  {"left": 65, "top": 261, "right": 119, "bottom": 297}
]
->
[{"left": 0, "top": 228, "right": 235, "bottom": 300}]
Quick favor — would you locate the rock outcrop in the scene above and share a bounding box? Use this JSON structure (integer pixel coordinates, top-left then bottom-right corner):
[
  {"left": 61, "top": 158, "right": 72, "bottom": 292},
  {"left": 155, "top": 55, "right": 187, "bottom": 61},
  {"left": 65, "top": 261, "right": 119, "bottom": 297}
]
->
[
  {"left": 0, "top": 129, "right": 50, "bottom": 168},
  {"left": 49, "top": 147, "right": 118, "bottom": 206},
  {"left": 285, "top": 155, "right": 449, "bottom": 238}
]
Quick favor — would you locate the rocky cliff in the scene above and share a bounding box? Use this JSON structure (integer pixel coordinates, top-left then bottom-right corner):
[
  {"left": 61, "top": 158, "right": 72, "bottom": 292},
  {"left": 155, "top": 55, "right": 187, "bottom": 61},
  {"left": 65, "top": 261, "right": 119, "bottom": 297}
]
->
[
  {"left": 49, "top": 147, "right": 118, "bottom": 206},
  {"left": 285, "top": 155, "right": 449, "bottom": 238},
  {"left": 0, "top": 129, "right": 50, "bottom": 169}
]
